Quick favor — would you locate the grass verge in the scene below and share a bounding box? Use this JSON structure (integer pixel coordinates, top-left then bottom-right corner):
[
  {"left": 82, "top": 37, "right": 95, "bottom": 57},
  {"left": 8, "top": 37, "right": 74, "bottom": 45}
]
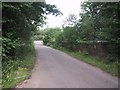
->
[
  {"left": 2, "top": 43, "right": 35, "bottom": 88},
  {"left": 53, "top": 46, "right": 119, "bottom": 77}
]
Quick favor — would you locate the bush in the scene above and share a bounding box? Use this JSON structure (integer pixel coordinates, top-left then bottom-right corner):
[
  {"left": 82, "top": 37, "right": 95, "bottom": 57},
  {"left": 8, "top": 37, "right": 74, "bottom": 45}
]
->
[
  {"left": 42, "top": 28, "right": 62, "bottom": 46},
  {"left": 2, "top": 42, "right": 35, "bottom": 88}
]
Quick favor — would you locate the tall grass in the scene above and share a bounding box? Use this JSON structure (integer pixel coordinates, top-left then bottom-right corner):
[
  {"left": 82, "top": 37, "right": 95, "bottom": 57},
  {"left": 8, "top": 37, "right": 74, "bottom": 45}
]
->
[{"left": 2, "top": 42, "right": 35, "bottom": 88}]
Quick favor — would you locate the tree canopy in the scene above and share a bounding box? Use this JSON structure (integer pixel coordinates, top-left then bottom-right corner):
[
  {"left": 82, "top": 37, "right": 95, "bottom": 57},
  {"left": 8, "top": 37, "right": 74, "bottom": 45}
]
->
[{"left": 2, "top": 2, "right": 62, "bottom": 60}]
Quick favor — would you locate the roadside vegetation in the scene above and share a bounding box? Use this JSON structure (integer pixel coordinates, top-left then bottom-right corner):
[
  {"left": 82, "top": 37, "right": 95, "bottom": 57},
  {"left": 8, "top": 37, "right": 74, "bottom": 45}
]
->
[
  {"left": 2, "top": 42, "right": 35, "bottom": 88},
  {"left": 53, "top": 47, "right": 118, "bottom": 76},
  {"left": 35, "top": 2, "right": 119, "bottom": 76},
  {"left": 2, "top": 2, "right": 61, "bottom": 88}
]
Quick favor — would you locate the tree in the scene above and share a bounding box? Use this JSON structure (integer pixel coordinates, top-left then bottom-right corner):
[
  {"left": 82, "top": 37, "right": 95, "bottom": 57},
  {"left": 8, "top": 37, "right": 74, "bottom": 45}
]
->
[
  {"left": 80, "top": 2, "right": 119, "bottom": 42},
  {"left": 62, "top": 14, "right": 77, "bottom": 27},
  {"left": 78, "top": 2, "right": 119, "bottom": 60},
  {"left": 43, "top": 28, "right": 62, "bottom": 46},
  {"left": 2, "top": 2, "right": 62, "bottom": 60}
]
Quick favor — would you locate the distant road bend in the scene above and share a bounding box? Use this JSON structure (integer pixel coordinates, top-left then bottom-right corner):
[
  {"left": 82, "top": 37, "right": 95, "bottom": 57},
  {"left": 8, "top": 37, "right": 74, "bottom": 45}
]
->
[{"left": 17, "top": 41, "right": 119, "bottom": 88}]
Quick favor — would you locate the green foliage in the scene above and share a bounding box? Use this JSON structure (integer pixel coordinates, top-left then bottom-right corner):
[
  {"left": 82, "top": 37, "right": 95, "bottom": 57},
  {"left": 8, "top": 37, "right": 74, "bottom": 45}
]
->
[
  {"left": 78, "top": 13, "right": 95, "bottom": 40},
  {"left": 42, "top": 28, "right": 62, "bottom": 46},
  {"left": 80, "top": 2, "right": 119, "bottom": 41},
  {"left": 2, "top": 36, "right": 20, "bottom": 59},
  {"left": 34, "top": 29, "right": 44, "bottom": 40},
  {"left": 2, "top": 43, "right": 35, "bottom": 88},
  {"left": 43, "top": 2, "right": 119, "bottom": 63},
  {"left": 63, "top": 14, "right": 77, "bottom": 27},
  {"left": 56, "top": 27, "right": 79, "bottom": 50},
  {"left": 63, "top": 2, "right": 119, "bottom": 61},
  {"left": 55, "top": 47, "right": 118, "bottom": 76},
  {"left": 2, "top": 2, "right": 62, "bottom": 60},
  {"left": 2, "top": 2, "right": 62, "bottom": 88}
]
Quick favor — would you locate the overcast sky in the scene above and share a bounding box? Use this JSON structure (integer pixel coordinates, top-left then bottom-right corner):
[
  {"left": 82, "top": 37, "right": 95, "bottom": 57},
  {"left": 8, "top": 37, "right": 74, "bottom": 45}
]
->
[{"left": 41, "top": 0, "right": 86, "bottom": 29}]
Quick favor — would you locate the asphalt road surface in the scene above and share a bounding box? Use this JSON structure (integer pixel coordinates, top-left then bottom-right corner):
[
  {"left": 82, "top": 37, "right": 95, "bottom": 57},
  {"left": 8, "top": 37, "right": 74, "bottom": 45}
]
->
[{"left": 17, "top": 41, "right": 119, "bottom": 88}]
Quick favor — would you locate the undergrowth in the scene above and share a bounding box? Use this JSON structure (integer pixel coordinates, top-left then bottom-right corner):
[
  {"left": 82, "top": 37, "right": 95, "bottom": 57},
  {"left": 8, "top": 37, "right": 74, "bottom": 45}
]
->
[{"left": 2, "top": 43, "right": 35, "bottom": 88}]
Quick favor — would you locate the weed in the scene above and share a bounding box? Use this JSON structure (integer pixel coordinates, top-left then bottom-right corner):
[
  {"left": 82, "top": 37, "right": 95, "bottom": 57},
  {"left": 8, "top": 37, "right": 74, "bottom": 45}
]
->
[{"left": 2, "top": 43, "right": 35, "bottom": 88}]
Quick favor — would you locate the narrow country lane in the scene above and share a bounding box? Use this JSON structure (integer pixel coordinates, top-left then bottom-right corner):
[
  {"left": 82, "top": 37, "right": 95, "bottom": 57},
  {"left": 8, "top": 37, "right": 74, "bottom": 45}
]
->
[{"left": 17, "top": 41, "right": 119, "bottom": 88}]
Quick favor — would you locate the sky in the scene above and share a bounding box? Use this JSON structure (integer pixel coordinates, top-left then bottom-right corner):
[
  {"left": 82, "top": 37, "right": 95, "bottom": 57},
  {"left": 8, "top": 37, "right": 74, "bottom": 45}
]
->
[{"left": 40, "top": 0, "right": 86, "bottom": 29}]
